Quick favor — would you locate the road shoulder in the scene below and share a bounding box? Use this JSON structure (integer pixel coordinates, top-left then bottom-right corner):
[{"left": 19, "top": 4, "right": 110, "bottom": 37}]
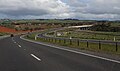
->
[{"left": 0, "top": 35, "right": 10, "bottom": 40}]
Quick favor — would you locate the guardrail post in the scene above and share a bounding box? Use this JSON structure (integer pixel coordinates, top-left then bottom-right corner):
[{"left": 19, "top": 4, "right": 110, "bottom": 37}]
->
[
  {"left": 58, "top": 39, "right": 61, "bottom": 43},
  {"left": 87, "top": 40, "right": 89, "bottom": 48},
  {"left": 46, "top": 37, "right": 47, "bottom": 41},
  {"left": 41, "top": 37, "right": 42, "bottom": 40},
  {"left": 49, "top": 38, "right": 50, "bottom": 41},
  {"left": 47, "top": 38, "right": 48, "bottom": 41},
  {"left": 116, "top": 42, "right": 118, "bottom": 52},
  {"left": 53, "top": 38, "right": 54, "bottom": 42},
  {"left": 54, "top": 38, "right": 56, "bottom": 43},
  {"left": 52, "top": 38, "right": 54, "bottom": 42},
  {"left": 50, "top": 38, "right": 51, "bottom": 42},
  {"left": 35, "top": 35, "right": 37, "bottom": 40},
  {"left": 48, "top": 38, "right": 49, "bottom": 41},
  {"left": 46, "top": 38, "right": 47, "bottom": 41},
  {"left": 77, "top": 40, "right": 79, "bottom": 46},
  {"left": 64, "top": 39, "right": 66, "bottom": 44},
  {"left": 55, "top": 38, "right": 57, "bottom": 43},
  {"left": 70, "top": 39, "right": 72, "bottom": 45},
  {"left": 27, "top": 35, "right": 29, "bottom": 38},
  {"left": 99, "top": 41, "right": 101, "bottom": 49},
  {"left": 51, "top": 38, "right": 52, "bottom": 42},
  {"left": 53, "top": 38, "right": 55, "bottom": 42}
]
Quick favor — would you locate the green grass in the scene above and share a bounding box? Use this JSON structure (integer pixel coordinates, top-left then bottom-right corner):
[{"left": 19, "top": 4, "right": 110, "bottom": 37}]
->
[
  {"left": 13, "top": 19, "right": 94, "bottom": 25},
  {"left": 111, "top": 23, "right": 120, "bottom": 27},
  {"left": 0, "top": 32, "right": 8, "bottom": 36},
  {"left": 25, "top": 32, "right": 120, "bottom": 55},
  {"left": 55, "top": 29, "right": 120, "bottom": 41}
]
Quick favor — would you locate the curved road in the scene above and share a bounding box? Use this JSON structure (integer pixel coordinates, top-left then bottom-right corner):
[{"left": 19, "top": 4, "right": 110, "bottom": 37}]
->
[
  {"left": 0, "top": 35, "right": 120, "bottom": 71},
  {"left": 38, "top": 28, "right": 120, "bottom": 45}
]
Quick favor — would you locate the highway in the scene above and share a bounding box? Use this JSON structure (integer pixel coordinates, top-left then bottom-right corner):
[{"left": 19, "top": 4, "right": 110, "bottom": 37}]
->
[{"left": 0, "top": 35, "right": 120, "bottom": 71}]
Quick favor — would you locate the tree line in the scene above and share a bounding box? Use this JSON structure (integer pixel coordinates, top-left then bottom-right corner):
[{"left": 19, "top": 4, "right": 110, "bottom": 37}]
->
[{"left": 90, "top": 22, "right": 120, "bottom": 32}]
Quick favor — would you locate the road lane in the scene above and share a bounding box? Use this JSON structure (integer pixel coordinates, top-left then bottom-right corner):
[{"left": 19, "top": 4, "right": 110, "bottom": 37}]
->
[{"left": 0, "top": 37, "right": 44, "bottom": 71}]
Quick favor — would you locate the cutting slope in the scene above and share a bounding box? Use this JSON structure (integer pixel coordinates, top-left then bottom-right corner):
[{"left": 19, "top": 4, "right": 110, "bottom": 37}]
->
[{"left": 0, "top": 26, "right": 16, "bottom": 33}]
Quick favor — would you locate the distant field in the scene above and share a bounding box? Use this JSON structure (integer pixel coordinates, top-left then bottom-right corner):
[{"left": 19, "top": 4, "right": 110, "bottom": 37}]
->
[
  {"left": 12, "top": 19, "right": 94, "bottom": 24},
  {"left": 111, "top": 22, "right": 120, "bottom": 27},
  {"left": 48, "top": 28, "right": 120, "bottom": 41}
]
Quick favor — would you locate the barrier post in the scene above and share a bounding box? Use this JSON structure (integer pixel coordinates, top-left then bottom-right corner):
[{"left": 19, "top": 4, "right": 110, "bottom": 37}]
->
[
  {"left": 99, "top": 41, "right": 101, "bottom": 49},
  {"left": 116, "top": 42, "right": 118, "bottom": 51}
]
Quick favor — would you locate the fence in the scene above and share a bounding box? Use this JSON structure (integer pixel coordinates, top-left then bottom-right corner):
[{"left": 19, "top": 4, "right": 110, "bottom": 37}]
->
[{"left": 34, "top": 35, "right": 120, "bottom": 52}]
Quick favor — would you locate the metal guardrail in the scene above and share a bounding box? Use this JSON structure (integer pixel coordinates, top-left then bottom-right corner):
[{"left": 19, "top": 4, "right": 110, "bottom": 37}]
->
[
  {"left": 38, "top": 33, "right": 120, "bottom": 44},
  {"left": 35, "top": 32, "right": 120, "bottom": 52}
]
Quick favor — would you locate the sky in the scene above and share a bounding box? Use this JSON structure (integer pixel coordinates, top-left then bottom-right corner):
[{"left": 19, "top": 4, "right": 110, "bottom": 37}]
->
[{"left": 0, "top": 0, "right": 120, "bottom": 20}]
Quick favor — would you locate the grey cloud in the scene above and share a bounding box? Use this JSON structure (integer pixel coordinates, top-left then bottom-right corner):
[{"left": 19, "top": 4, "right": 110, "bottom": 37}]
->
[
  {"left": 0, "top": 0, "right": 70, "bottom": 18},
  {"left": 0, "top": 0, "right": 120, "bottom": 20},
  {"left": 67, "top": 0, "right": 120, "bottom": 20},
  {"left": 0, "top": 8, "right": 49, "bottom": 16}
]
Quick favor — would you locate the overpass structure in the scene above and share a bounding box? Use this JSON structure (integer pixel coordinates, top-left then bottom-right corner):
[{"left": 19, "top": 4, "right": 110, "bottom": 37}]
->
[{"left": 68, "top": 25, "right": 93, "bottom": 30}]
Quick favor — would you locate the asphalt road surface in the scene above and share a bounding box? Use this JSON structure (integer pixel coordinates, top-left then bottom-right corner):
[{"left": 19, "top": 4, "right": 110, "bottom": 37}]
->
[{"left": 0, "top": 36, "right": 120, "bottom": 71}]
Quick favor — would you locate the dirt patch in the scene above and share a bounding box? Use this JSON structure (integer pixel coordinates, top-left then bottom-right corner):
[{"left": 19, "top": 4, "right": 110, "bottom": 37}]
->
[{"left": 0, "top": 26, "right": 17, "bottom": 33}]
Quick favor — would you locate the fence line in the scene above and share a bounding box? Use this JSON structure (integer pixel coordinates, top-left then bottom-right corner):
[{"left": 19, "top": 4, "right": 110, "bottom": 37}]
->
[{"left": 34, "top": 34, "right": 120, "bottom": 52}]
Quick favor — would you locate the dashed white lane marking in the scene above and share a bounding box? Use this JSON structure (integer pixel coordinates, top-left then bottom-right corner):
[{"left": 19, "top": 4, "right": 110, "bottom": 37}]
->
[
  {"left": 31, "top": 54, "right": 41, "bottom": 61},
  {"left": 18, "top": 45, "right": 21, "bottom": 48},
  {"left": 14, "top": 42, "right": 16, "bottom": 43}
]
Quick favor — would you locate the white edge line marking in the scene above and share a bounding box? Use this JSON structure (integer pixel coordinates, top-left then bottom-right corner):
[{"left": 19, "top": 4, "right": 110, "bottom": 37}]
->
[
  {"left": 31, "top": 54, "right": 41, "bottom": 61},
  {"left": 20, "top": 36, "right": 120, "bottom": 64},
  {"left": 18, "top": 45, "right": 21, "bottom": 48}
]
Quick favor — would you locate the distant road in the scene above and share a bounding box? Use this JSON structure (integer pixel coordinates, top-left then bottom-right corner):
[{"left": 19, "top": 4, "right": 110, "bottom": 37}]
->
[
  {"left": 0, "top": 35, "right": 120, "bottom": 71},
  {"left": 38, "top": 27, "right": 120, "bottom": 45}
]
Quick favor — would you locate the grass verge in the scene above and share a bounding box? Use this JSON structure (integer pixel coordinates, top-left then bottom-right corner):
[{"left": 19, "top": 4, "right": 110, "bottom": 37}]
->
[
  {"left": 0, "top": 32, "right": 9, "bottom": 36},
  {"left": 25, "top": 32, "right": 120, "bottom": 55}
]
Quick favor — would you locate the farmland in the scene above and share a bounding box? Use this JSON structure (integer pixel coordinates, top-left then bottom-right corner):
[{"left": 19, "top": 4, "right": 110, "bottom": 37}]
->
[
  {"left": 0, "top": 19, "right": 120, "bottom": 34},
  {"left": 48, "top": 28, "right": 120, "bottom": 41}
]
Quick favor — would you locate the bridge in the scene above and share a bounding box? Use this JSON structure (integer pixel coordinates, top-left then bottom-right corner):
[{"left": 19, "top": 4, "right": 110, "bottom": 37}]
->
[{"left": 68, "top": 25, "right": 93, "bottom": 30}]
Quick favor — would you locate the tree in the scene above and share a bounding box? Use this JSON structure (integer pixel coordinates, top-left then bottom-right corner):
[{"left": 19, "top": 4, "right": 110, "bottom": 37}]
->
[{"left": 90, "top": 23, "right": 111, "bottom": 32}]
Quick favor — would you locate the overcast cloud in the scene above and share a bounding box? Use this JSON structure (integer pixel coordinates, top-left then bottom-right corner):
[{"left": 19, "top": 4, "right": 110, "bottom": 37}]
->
[{"left": 0, "top": 0, "right": 120, "bottom": 20}]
